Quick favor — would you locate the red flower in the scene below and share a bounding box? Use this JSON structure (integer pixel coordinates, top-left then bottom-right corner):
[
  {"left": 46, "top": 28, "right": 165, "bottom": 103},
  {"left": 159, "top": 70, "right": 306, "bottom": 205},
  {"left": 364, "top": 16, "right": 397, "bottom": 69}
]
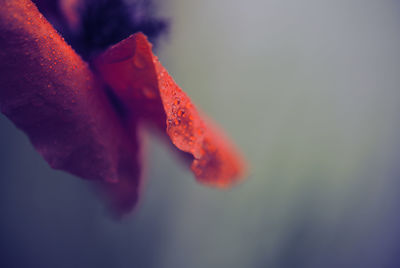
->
[{"left": 0, "top": 0, "right": 246, "bottom": 216}]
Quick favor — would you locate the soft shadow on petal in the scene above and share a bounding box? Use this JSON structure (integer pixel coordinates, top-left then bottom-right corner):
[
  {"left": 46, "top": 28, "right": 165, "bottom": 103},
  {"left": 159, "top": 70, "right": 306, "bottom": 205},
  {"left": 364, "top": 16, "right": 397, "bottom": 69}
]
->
[
  {"left": 94, "top": 33, "right": 246, "bottom": 187},
  {"left": 0, "top": 0, "right": 142, "bottom": 214}
]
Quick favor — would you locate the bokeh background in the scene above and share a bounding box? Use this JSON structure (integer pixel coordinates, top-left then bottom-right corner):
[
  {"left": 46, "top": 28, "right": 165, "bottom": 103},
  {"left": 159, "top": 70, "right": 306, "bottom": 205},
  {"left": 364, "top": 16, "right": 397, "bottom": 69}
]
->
[{"left": 2, "top": 0, "right": 400, "bottom": 267}]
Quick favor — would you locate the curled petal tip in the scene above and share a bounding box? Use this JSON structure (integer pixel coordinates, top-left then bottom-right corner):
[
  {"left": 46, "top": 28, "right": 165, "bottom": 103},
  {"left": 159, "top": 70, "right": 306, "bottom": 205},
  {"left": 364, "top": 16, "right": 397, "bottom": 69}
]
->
[{"left": 95, "top": 33, "right": 247, "bottom": 187}]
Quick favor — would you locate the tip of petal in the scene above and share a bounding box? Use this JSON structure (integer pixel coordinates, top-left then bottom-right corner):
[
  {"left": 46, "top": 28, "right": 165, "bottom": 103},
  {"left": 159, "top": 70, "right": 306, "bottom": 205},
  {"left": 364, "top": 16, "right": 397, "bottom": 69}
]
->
[{"left": 95, "top": 33, "right": 247, "bottom": 188}]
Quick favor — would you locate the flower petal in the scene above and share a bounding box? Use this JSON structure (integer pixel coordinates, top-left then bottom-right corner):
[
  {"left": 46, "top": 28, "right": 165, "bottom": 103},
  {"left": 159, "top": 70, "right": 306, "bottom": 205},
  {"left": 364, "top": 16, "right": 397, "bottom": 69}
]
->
[
  {"left": 94, "top": 33, "right": 246, "bottom": 187},
  {"left": 0, "top": 0, "right": 142, "bottom": 212}
]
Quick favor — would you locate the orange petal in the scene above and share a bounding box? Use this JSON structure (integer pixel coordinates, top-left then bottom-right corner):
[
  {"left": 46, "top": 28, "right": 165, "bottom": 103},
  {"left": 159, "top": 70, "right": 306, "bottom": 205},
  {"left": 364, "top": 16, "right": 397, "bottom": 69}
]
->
[{"left": 94, "top": 33, "right": 246, "bottom": 187}]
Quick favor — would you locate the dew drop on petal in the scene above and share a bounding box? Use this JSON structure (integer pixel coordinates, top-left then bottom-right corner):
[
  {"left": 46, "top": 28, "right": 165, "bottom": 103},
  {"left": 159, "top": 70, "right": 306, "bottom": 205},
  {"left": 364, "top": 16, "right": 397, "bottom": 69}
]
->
[
  {"left": 133, "top": 54, "right": 146, "bottom": 69},
  {"left": 142, "top": 86, "right": 156, "bottom": 99}
]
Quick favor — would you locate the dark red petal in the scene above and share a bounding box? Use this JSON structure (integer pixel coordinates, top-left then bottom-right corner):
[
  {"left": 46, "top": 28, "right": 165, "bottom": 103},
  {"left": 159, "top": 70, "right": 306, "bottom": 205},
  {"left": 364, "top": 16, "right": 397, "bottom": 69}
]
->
[
  {"left": 0, "top": 0, "right": 141, "bottom": 213},
  {"left": 94, "top": 33, "right": 246, "bottom": 187}
]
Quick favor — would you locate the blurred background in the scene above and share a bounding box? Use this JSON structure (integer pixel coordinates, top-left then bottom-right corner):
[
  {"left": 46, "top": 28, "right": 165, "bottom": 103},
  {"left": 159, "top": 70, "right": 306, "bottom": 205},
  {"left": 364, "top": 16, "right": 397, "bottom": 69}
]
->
[{"left": 2, "top": 0, "right": 400, "bottom": 267}]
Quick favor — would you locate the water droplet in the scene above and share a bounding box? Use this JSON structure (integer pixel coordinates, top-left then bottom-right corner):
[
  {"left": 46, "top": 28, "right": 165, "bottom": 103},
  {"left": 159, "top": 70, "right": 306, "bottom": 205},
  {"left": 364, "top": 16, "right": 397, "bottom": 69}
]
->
[
  {"left": 133, "top": 55, "right": 146, "bottom": 69},
  {"left": 142, "top": 86, "right": 156, "bottom": 99},
  {"left": 177, "top": 109, "right": 186, "bottom": 117}
]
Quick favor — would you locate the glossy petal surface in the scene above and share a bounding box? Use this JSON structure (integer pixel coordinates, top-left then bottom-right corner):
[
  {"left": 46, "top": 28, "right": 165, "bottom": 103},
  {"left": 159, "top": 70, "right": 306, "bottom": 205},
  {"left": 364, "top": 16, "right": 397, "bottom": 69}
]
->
[{"left": 94, "top": 33, "right": 245, "bottom": 187}]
